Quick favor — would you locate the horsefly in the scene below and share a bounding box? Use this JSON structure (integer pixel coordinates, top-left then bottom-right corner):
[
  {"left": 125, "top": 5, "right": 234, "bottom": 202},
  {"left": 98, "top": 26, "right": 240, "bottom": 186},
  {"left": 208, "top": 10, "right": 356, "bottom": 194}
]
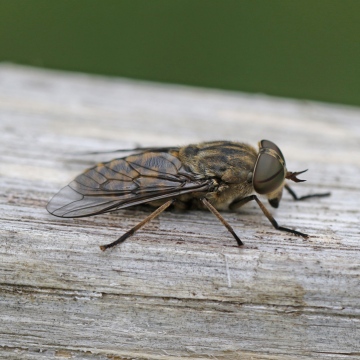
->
[{"left": 46, "top": 140, "right": 330, "bottom": 250}]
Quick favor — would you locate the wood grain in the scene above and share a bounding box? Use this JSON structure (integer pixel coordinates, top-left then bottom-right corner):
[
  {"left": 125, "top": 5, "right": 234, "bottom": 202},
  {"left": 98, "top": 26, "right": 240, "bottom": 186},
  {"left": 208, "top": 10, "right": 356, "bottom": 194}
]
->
[{"left": 0, "top": 64, "right": 359, "bottom": 359}]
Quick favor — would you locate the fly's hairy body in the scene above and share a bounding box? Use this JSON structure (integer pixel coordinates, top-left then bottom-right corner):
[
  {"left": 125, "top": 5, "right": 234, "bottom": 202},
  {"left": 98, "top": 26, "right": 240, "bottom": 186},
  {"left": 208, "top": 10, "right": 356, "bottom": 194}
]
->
[{"left": 177, "top": 141, "right": 257, "bottom": 210}]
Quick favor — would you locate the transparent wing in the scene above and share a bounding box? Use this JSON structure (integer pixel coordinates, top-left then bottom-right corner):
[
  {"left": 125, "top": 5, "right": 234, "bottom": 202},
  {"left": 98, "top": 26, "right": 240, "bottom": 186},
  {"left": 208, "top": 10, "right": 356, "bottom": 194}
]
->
[{"left": 47, "top": 151, "right": 212, "bottom": 218}]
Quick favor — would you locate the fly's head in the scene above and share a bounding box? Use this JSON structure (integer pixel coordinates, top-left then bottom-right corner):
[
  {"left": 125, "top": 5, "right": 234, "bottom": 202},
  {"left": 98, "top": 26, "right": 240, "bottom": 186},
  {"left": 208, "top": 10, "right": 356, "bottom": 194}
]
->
[{"left": 252, "top": 140, "right": 307, "bottom": 208}]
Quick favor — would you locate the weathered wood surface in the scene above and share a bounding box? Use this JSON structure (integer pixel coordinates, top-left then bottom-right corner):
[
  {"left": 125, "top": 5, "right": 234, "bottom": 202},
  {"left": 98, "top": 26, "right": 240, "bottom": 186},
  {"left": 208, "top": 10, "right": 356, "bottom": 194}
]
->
[{"left": 0, "top": 63, "right": 359, "bottom": 359}]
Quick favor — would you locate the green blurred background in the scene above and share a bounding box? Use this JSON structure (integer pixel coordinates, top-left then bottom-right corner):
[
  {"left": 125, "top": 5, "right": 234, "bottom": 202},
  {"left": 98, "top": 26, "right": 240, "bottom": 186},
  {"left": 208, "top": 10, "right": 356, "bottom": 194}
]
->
[{"left": 1, "top": 0, "right": 359, "bottom": 106}]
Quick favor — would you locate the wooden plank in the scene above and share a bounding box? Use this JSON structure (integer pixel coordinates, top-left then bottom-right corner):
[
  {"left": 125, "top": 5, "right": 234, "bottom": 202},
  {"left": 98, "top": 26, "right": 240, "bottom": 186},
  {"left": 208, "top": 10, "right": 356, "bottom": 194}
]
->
[{"left": 0, "top": 63, "right": 359, "bottom": 359}]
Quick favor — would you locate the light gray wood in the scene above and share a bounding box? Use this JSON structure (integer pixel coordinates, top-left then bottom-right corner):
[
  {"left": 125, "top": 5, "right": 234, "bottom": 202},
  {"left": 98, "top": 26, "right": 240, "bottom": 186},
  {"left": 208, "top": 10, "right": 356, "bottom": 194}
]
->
[{"left": 0, "top": 63, "right": 359, "bottom": 360}]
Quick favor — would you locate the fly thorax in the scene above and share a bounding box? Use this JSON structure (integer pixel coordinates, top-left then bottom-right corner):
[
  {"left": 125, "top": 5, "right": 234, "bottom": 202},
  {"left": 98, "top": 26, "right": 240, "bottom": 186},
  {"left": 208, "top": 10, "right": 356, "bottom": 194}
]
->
[{"left": 221, "top": 168, "right": 250, "bottom": 184}]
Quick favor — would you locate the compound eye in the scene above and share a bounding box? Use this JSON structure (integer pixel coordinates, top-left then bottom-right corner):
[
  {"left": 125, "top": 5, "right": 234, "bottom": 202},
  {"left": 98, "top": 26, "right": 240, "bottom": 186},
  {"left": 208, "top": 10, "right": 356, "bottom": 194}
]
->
[
  {"left": 259, "top": 140, "right": 285, "bottom": 162},
  {"left": 253, "top": 152, "right": 285, "bottom": 194}
]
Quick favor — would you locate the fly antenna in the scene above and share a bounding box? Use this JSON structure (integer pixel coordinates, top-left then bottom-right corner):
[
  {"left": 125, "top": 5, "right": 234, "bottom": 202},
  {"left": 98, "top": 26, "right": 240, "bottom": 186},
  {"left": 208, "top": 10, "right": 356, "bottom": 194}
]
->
[{"left": 286, "top": 169, "right": 308, "bottom": 183}]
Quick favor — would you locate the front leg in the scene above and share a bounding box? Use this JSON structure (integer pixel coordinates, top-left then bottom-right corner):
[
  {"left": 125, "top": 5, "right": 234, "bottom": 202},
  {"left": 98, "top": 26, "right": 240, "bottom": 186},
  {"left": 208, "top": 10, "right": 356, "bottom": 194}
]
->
[
  {"left": 230, "top": 195, "right": 309, "bottom": 238},
  {"left": 284, "top": 184, "right": 330, "bottom": 201}
]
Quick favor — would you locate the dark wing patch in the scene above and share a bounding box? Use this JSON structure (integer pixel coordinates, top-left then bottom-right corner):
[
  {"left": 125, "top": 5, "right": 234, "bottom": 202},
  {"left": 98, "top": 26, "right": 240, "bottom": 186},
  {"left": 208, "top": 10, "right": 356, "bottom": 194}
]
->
[{"left": 47, "top": 151, "right": 212, "bottom": 218}]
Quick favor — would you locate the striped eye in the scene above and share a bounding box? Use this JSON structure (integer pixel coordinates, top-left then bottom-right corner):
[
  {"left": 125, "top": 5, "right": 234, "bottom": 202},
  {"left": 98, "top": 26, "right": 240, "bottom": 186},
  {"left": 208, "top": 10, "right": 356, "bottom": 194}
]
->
[{"left": 253, "top": 140, "right": 286, "bottom": 194}]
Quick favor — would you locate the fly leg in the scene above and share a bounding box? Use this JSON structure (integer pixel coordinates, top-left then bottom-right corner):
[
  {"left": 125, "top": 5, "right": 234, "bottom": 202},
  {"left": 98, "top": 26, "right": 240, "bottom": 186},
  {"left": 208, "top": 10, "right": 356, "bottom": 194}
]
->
[
  {"left": 230, "top": 195, "right": 309, "bottom": 238},
  {"left": 284, "top": 184, "right": 330, "bottom": 201},
  {"left": 200, "top": 198, "right": 243, "bottom": 246},
  {"left": 100, "top": 199, "right": 175, "bottom": 251}
]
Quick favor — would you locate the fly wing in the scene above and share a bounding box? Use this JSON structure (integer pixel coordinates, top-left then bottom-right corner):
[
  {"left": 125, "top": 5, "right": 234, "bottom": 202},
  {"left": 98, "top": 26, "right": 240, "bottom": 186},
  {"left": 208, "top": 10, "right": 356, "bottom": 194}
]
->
[{"left": 47, "top": 151, "right": 212, "bottom": 218}]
